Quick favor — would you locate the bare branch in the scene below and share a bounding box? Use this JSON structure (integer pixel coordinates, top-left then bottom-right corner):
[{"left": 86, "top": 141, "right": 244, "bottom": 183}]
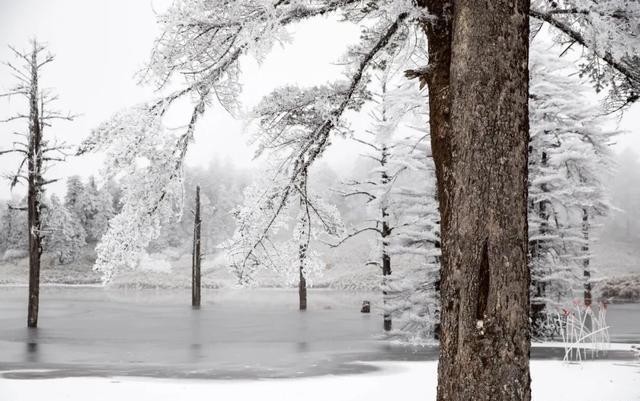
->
[{"left": 327, "top": 227, "right": 382, "bottom": 248}]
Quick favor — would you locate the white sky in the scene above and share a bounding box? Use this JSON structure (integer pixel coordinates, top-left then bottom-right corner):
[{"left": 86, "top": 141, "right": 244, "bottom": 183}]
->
[{"left": 0, "top": 0, "right": 639, "bottom": 201}]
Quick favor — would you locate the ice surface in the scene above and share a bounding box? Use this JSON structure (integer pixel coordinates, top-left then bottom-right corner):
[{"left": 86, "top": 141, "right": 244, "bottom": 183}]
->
[
  {"left": 0, "top": 287, "right": 638, "bottom": 381},
  {"left": 0, "top": 287, "right": 437, "bottom": 379}
]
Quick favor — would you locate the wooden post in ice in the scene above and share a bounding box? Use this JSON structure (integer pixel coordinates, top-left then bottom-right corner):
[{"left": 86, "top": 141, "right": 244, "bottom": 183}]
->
[{"left": 192, "top": 185, "right": 202, "bottom": 308}]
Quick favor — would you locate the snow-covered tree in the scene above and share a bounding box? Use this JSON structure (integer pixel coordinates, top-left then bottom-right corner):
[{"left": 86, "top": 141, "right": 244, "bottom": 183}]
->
[
  {"left": 83, "top": 176, "right": 115, "bottom": 242},
  {"left": 79, "top": 1, "right": 421, "bottom": 282},
  {"left": 330, "top": 67, "right": 439, "bottom": 337},
  {"left": 528, "top": 42, "right": 618, "bottom": 335},
  {"left": 531, "top": 0, "right": 640, "bottom": 112},
  {"left": 224, "top": 160, "right": 344, "bottom": 309},
  {"left": 78, "top": 1, "right": 639, "bottom": 397},
  {"left": 65, "top": 176, "right": 85, "bottom": 219},
  {"left": 0, "top": 40, "right": 74, "bottom": 327},
  {"left": 42, "top": 195, "right": 86, "bottom": 264},
  {"left": 0, "top": 198, "right": 28, "bottom": 256},
  {"left": 65, "top": 176, "right": 115, "bottom": 243},
  {"left": 79, "top": 0, "right": 638, "bottom": 277},
  {"left": 387, "top": 137, "right": 441, "bottom": 342}
]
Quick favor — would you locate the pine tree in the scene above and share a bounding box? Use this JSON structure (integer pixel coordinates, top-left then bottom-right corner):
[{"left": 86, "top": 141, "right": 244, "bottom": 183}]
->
[
  {"left": 43, "top": 195, "right": 86, "bottom": 264},
  {"left": 333, "top": 68, "right": 440, "bottom": 335},
  {"left": 528, "top": 42, "right": 617, "bottom": 335},
  {"left": 83, "top": 176, "right": 115, "bottom": 242},
  {"left": 0, "top": 199, "right": 28, "bottom": 256}
]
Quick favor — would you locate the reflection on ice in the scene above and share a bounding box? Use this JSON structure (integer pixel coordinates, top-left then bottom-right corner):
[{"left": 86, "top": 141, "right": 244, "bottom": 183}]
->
[{"left": 0, "top": 287, "right": 638, "bottom": 380}]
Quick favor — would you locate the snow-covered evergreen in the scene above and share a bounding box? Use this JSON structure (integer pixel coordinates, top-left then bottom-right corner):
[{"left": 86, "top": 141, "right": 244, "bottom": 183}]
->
[
  {"left": 528, "top": 42, "right": 618, "bottom": 335},
  {"left": 332, "top": 68, "right": 439, "bottom": 340},
  {"left": 0, "top": 199, "right": 28, "bottom": 258},
  {"left": 43, "top": 195, "right": 86, "bottom": 264},
  {"left": 531, "top": 0, "right": 640, "bottom": 111}
]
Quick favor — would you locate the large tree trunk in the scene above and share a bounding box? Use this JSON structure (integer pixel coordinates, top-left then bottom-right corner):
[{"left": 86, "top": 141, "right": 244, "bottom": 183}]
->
[
  {"left": 418, "top": 0, "right": 453, "bottom": 343},
  {"left": 192, "top": 185, "right": 201, "bottom": 308},
  {"left": 27, "top": 44, "right": 43, "bottom": 329},
  {"left": 420, "top": 1, "right": 532, "bottom": 400}
]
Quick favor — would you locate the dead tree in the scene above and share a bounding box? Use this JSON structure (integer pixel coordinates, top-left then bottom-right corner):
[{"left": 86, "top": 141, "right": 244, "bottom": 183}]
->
[
  {"left": 0, "top": 40, "right": 73, "bottom": 328},
  {"left": 192, "top": 185, "right": 201, "bottom": 307},
  {"left": 298, "top": 167, "right": 309, "bottom": 311}
]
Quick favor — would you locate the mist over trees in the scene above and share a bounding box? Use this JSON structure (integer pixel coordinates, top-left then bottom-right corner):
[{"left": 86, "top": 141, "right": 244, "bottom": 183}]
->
[
  {"left": 601, "top": 148, "right": 640, "bottom": 244},
  {"left": 0, "top": 0, "right": 639, "bottom": 399}
]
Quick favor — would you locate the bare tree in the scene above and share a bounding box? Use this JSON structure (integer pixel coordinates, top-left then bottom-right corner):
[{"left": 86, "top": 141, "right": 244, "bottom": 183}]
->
[
  {"left": 192, "top": 185, "right": 202, "bottom": 308},
  {"left": 0, "top": 40, "right": 74, "bottom": 328}
]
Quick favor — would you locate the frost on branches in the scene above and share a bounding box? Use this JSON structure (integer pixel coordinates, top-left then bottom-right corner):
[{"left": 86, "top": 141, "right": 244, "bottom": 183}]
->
[
  {"left": 531, "top": 0, "right": 640, "bottom": 111},
  {"left": 81, "top": 105, "right": 186, "bottom": 282},
  {"left": 528, "top": 42, "right": 618, "bottom": 337},
  {"left": 224, "top": 161, "right": 343, "bottom": 289},
  {"left": 333, "top": 57, "right": 440, "bottom": 340},
  {"left": 82, "top": 0, "right": 639, "bottom": 291},
  {"left": 82, "top": 0, "right": 414, "bottom": 281},
  {"left": 43, "top": 195, "right": 86, "bottom": 264}
]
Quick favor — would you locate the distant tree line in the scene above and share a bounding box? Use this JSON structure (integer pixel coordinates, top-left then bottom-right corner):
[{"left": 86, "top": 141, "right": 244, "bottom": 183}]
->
[{"left": 0, "top": 175, "right": 118, "bottom": 263}]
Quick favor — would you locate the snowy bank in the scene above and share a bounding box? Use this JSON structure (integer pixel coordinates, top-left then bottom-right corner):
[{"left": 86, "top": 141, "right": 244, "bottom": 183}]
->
[{"left": 1, "top": 360, "right": 638, "bottom": 401}]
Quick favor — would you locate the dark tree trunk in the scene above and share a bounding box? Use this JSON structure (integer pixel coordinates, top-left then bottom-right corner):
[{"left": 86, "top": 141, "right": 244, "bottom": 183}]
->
[
  {"left": 380, "top": 145, "right": 392, "bottom": 331},
  {"left": 582, "top": 208, "right": 591, "bottom": 307},
  {"left": 299, "top": 253, "right": 307, "bottom": 311},
  {"left": 381, "top": 207, "right": 391, "bottom": 331},
  {"left": 192, "top": 185, "right": 201, "bottom": 308},
  {"left": 530, "top": 148, "right": 549, "bottom": 333},
  {"left": 27, "top": 44, "right": 43, "bottom": 329},
  {"left": 299, "top": 168, "right": 308, "bottom": 311},
  {"left": 433, "top": 192, "right": 442, "bottom": 340},
  {"left": 418, "top": 0, "right": 453, "bottom": 343},
  {"left": 419, "top": 1, "right": 532, "bottom": 400}
]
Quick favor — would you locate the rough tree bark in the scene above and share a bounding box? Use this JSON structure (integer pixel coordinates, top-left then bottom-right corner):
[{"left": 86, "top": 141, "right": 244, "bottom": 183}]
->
[
  {"left": 416, "top": 0, "right": 453, "bottom": 342},
  {"left": 27, "top": 43, "right": 43, "bottom": 329},
  {"left": 418, "top": 1, "right": 532, "bottom": 400},
  {"left": 192, "top": 185, "right": 201, "bottom": 308}
]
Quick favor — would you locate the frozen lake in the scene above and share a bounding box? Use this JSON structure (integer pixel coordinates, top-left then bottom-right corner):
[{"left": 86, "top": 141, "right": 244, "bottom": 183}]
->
[{"left": 0, "top": 287, "right": 638, "bottom": 380}]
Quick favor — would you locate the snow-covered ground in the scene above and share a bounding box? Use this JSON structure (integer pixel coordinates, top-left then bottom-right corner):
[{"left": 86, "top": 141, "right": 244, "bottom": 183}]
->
[{"left": 1, "top": 360, "right": 639, "bottom": 401}]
